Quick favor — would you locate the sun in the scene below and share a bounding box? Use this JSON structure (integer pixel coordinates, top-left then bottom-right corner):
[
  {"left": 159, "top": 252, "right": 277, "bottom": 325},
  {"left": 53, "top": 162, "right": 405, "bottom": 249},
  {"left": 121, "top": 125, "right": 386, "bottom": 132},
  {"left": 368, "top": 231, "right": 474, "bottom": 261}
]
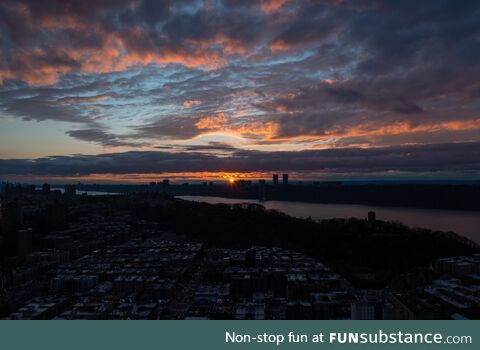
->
[{"left": 228, "top": 177, "right": 235, "bottom": 183}]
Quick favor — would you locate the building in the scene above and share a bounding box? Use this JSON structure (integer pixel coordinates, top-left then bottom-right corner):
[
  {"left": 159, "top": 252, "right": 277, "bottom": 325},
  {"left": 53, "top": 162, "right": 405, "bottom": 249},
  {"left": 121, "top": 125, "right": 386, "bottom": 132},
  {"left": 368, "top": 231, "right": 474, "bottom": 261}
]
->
[
  {"left": 162, "top": 179, "right": 170, "bottom": 193},
  {"left": 42, "top": 184, "right": 51, "bottom": 194},
  {"left": 1, "top": 200, "right": 23, "bottom": 256},
  {"left": 64, "top": 185, "right": 76, "bottom": 196},
  {"left": 368, "top": 211, "right": 376, "bottom": 229},
  {"left": 282, "top": 174, "right": 289, "bottom": 186},
  {"left": 17, "top": 228, "right": 33, "bottom": 256},
  {"left": 258, "top": 180, "right": 266, "bottom": 202},
  {"left": 387, "top": 292, "right": 450, "bottom": 320},
  {"left": 6, "top": 298, "right": 68, "bottom": 320},
  {"left": 235, "top": 303, "right": 265, "bottom": 320},
  {"left": 272, "top": 174, "right": 279, "bottom": 186},
  {"left": 351, "top": 291, "right": 384, "bottom": 320},
  {"left": 435, "top": 255, "right": 480, "bottom": 276}
]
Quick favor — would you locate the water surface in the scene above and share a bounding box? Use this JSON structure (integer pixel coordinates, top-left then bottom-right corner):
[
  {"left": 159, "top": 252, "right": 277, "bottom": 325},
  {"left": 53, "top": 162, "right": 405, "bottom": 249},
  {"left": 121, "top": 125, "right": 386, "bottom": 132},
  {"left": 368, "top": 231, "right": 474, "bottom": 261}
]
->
[{"left": 178, "top": 195, "right": 480, "bottom": 244}]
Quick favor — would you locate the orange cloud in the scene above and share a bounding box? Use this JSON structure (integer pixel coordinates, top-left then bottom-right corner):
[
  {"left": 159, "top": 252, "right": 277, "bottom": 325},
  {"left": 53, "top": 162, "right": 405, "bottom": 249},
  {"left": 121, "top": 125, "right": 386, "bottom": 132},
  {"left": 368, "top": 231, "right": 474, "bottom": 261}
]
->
[
  {"left": 195, "top": 113, "right": 229, "bottom": 130},
  {"left": 2, "top": 48, "right": 78, "bottom": 85},
  {"left": 260, "top": 0, "right": 289, "bottom": 14},
  {"left": 183, "top": 100, "right": 202, "bottom": 108},
  {"left": 270, "top": 40, "right": 293, "bottom": 53},
  {"left": 269, "top": 119, "right": 480, "bottom": 144},
  {"left": 1, "top": 45, "right": 226, "bottom": 86},
  {"left": 325, "top": 119, "right": 480, "bottom": 139},
  {"left": 1, "top": 24, "right": 235, "bottom": 85},
  {"left": 192, "top": 113, "right": 280, "bottom": 140},
  {"left": 0, "top": 70, "right": 15, "bottom": 85},
  {"left": 57, "top": 94, "right": 112, "bottom": 104},
  {"left": 231, "top": 121, "right": 280, "bottom": 138}
]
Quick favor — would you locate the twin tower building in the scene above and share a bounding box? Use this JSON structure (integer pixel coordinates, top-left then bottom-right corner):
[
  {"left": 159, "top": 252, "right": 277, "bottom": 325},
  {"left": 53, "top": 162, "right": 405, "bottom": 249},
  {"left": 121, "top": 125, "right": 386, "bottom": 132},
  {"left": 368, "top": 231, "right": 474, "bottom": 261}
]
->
[{"left": 272, "top": 174, "right": 288, "bottom": 186}]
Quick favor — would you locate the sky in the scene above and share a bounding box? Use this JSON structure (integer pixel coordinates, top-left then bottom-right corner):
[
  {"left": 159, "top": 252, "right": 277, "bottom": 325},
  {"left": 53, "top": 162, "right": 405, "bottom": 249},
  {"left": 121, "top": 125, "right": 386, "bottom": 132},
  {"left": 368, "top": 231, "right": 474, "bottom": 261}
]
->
[{"left": 0, "top": 0, "right": 480, "bottom": 183}]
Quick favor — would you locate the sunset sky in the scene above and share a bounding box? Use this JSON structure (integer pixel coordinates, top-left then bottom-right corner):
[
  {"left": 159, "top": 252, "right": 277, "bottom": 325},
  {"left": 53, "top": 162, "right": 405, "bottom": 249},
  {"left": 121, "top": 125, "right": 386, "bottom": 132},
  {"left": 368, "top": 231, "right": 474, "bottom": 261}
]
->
[{"left": 1, "top": 0, "right": 480, "bottom": 182}]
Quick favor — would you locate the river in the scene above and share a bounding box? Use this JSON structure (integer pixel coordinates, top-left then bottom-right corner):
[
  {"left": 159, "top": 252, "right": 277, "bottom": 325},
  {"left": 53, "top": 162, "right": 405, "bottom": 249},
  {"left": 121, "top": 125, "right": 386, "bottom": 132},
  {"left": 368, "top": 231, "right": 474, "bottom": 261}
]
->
[{"left": 177, "top": 195, "right": 480, "bottom": 244}]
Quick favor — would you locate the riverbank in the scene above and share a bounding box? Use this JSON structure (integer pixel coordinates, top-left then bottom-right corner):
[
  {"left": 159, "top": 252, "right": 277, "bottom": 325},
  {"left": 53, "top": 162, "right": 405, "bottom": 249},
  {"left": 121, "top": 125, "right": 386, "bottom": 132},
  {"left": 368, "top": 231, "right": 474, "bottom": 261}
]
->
[{"left": 177, "top": 195, "right": 480, "bottom": 245}]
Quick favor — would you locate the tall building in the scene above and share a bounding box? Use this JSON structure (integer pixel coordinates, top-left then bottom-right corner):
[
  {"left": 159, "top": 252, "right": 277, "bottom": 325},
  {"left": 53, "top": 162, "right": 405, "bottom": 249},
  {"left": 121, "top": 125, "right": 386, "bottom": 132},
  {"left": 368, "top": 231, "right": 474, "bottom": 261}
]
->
[
  {"left": 272, "top": 174, "right": 279, "bottom": 186},
  {"left": 282, "top": 174, "right": 289, "bottom": 186},
  {"left": 42, "top": 183, "right": 51, "bottom": 194},
  {"left": 368, "top": 211, "right": 376, "bottom": 229},
  {"left": 64, "top": 185, "right": 76, "bottom": 196},
  {"left": 162, "top": 179, "right": 170, "bottom": 194},
  {"left": 258, "top": 180, "right": 266, "bottom": 202}
]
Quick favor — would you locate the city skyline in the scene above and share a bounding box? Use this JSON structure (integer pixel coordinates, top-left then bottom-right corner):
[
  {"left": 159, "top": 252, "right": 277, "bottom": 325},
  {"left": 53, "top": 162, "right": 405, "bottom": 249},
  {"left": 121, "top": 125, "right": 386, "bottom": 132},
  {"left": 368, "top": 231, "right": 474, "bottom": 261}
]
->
[{"left": 1, "top": 0, "right": 480, "bottom": 182}]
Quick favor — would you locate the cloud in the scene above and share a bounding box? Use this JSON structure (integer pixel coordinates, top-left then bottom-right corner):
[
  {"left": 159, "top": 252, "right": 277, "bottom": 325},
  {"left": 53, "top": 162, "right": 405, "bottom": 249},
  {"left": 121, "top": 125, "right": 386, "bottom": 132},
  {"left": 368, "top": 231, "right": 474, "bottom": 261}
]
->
[
  {"left": 183, "top": 99, "right": 202, "bottom": 109},
  {"left": 0, "top": 81, "right": 114, "bottom": 125},
  {"left": 57, "top": 94, "right": 112, "bottom": 104},
  {"left": 260, "top": 0, "right": 289, "bottom": 14},
  {"left": 1, "top": 142, "right": 479, "bottom": 177},
  {"left": 0, "top": 0, "right": 266, "bottom": 85},
  {"left": 155, "top": 142, "right": 238, "bottom": 153},
  {"left": 136, "top": 115, "right": 204, "bottom": 140},
  {"left": 0, "top": 0, "right": 480, "bottom": 161},
  {"left": 195, "top": 113, "right": 229, "bottom": 130},
  {"left": 66, "top": 128, "right": 145, "bottom": 147}
]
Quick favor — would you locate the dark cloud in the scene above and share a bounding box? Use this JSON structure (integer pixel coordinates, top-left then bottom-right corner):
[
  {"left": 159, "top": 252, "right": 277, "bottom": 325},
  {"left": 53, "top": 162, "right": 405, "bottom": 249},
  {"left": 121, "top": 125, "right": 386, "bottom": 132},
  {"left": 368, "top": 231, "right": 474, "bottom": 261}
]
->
[
  {"left": 272, "top": 83, "right": 424, "bottom": 115},
  {"left": 0, "top": 81, "right": 114, "bottom": 125},
  {"left": 66, "top": 129, "right": 145, "bottom": 147},
  {"left": 1, "top": 142, "right": 479, "bottom": 177},
  {"left": 136, "top": 115, "right": 202, "bottom": 140},
  {"left": 155, "top": 142, "right": 238, "bottom": 153}
]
